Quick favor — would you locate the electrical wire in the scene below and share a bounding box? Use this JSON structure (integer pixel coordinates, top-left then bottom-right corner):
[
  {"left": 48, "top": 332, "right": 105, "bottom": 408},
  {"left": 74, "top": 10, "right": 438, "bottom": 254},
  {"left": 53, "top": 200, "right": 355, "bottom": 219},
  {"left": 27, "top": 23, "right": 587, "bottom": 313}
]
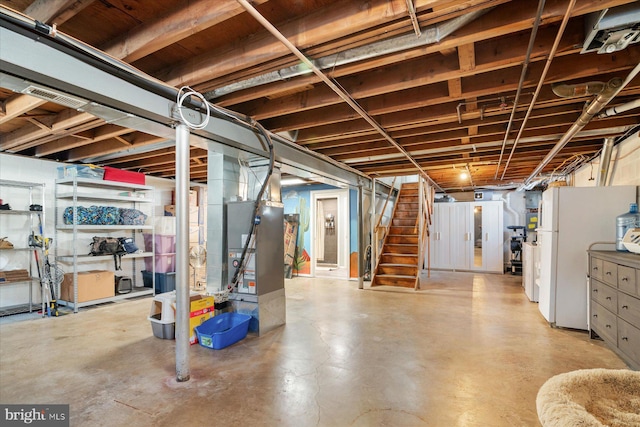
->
[{"left": 176, "top": 86, "right": 210, "bottom": 129}]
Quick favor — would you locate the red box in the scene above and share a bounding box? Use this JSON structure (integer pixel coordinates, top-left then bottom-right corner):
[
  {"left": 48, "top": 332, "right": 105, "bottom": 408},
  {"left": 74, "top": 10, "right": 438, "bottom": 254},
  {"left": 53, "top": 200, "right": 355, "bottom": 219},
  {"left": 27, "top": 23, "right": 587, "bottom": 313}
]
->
[{"left": 103, "top": 166, "right": 145, "bottom": 185}]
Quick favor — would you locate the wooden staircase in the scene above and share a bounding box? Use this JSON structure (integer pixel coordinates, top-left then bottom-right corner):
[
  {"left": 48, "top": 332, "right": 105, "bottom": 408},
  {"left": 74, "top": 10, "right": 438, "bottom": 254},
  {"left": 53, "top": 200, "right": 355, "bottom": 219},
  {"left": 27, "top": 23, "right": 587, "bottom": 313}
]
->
[{"left": 371, "top": 183, "right": 420, "bottom": 288}]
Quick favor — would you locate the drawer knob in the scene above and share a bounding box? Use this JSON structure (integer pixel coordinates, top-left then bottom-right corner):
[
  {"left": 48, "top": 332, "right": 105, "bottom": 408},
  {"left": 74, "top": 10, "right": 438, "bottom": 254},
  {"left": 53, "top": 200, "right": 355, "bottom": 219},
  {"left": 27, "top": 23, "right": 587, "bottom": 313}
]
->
[
  {"left": 622, "top": 305, "right": 629, "bottom": 310},
  {"left": 606, "top": 296, "right": 612, "bottom": 300},
  {"left": 593, "top": 314, "right": 598, "bottom": 318},
  {"left": 621, "top": 277, "right": 629, "bottom": 282},
  {"left": 606, "top": 324, "right": 612, "bottom": 328},
  {"left": 593, "top": 267, "right": 599, "bottom": 271},
  {"left": 606, "top": 271, "right": 612, "bottom": 276},
  {"left": 593, "top": 289, "right": 598, "bottom": 293},
  {"left": 622, "top": 337, "right": 629, "bottom": 341}
]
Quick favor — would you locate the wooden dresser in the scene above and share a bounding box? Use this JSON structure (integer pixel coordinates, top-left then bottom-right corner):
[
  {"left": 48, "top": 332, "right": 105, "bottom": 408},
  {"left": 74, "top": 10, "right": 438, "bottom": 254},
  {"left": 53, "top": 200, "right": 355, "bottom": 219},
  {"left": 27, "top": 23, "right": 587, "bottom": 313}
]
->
[{"left": 588, "top": 250, "right": 640, "bottom": 370}]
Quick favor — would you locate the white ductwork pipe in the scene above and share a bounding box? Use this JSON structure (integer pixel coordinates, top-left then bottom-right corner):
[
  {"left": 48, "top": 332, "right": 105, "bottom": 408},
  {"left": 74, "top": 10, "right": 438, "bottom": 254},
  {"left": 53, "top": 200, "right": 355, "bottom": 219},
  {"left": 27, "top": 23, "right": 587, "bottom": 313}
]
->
[
  {"left": 597, "top": 137, "right": 615, "bottom": 186},
  {"left": 522, "top": 61, "right": 640, "bottom": 187},
  {"left": 206, "top": 9, "right": 485, "bottom": 99},
  {"left": 598, "top": 98, "right": 640, "bottom": 118}
]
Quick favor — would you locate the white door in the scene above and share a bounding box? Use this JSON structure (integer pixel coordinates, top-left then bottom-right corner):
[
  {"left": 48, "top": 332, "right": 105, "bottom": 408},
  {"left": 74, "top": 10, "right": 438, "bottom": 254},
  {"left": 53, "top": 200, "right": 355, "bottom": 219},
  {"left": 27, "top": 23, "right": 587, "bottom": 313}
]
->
[
  {"left": 537, "top": 230, "right": 556, "bottom": 323},
  {"left": 310, "top": 189, "right": 349, "bottom": 278},
  {"left": 431, "top": 203, "right": 451, "bottom": 269},
  {"left": 451, "top": 202, "right": 471, "bottom": 270},
  {"left": 481, "top": 201, "right": 504, "bottom": 273}
]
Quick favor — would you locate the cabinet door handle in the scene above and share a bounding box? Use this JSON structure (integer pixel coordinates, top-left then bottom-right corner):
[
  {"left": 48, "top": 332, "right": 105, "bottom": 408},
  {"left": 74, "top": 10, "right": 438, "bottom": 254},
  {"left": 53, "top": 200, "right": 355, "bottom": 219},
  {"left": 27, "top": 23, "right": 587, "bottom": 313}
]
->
[
  {"left": 606, "top": 271, "right": 612, "bottom": 276},
  {"left": 593, "top": 289, "right": 598, "bottom": 293},
  {"left": 606, "top": 324, "right": 611, "bottom": 328},
  {"left": 485, "top": 232, "right": 488, "bottom": 241},
  {"left": 622, "top": 336, "right": 629, "bottom": 341},
  {"left": 593, "top": 266, "right": 599, "bottom": 271},
  {"left": 593, "top": 314, "right": 598, "bottom": 318},
  {"left": 621, "top": 277, "right": 628, "bottom": 282},
  {"left": 606, "top": 296, "right": 611, "bottom": 300},
  {"left": 622, "top": 305, "right": 629, "bottom": 310}
]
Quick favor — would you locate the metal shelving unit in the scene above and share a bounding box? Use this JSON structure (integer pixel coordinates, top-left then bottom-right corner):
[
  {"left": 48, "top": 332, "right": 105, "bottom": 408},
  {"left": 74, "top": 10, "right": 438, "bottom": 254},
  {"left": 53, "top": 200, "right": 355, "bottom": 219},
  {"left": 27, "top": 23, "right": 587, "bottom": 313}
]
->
[
  {"left": 0, "top": 179, "right": 46, "bottom": 316},
  {"left": 55, "top": 176, "right": 155, "bottom": 313}
]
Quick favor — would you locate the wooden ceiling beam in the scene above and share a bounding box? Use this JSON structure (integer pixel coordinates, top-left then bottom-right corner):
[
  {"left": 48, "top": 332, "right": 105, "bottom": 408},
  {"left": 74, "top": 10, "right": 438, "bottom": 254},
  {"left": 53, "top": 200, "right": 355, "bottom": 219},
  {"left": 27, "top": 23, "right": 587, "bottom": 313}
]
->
[
  {"left": 35, "top": 125, "right": 133, "bottom": 157},
  {"left": 159, "top": 0, "right": 413, "bottom": 86},
  {"left": 251, "top": 44, "right": 639, "bottom": 128},
  {"left": 25, "top": 0, "right": 95, "bottom": 25},
  {"left": 212, "top": 2, "right": 604, "bottom": 108},
  {"left": 0, "top": 111, "right": 98, "bottom": 152},
  {"left": 0, "top": 94, "right": 46, "bottom": 125},
  {"left": 101, "top": 0, "right": 271, "bottom": 63},
  {"left": 66, "top": 134, "right": 166, "bottom": 162}
]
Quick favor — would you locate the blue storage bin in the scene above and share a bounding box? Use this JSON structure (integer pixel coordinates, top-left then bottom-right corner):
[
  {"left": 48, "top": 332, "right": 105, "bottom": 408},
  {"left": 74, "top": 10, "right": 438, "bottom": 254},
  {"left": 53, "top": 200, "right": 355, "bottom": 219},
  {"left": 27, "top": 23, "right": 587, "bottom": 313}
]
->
[
  {"left": 194, "top": 312, "right": 251, "bottom": 350},
  {"left": 141, "top": 270, "right": 176, "bottom": 293}
]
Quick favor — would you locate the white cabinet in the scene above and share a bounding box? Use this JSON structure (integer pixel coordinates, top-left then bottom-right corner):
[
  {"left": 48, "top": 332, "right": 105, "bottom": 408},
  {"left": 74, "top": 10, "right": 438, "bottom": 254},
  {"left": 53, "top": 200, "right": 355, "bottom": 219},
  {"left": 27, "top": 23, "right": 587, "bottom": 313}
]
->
[
  {"left": 451, "top": 202, "right": 472, "bottom": 270},
  {"left": 431, "top": 203, "right": 452, "bottom": 269},
  {"left": 430, "top": 201, "right": 503, "bottom": 273},
  {"left": 54, "top": 177, "right": 155, "bottom": 312}
]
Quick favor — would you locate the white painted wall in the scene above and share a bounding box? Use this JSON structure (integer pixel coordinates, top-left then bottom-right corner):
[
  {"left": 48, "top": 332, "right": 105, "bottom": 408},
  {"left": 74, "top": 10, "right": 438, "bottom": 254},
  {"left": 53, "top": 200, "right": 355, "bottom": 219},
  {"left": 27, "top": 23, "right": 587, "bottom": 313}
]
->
[
  {"left": 0, "top": 153, "right": 189, "bottom": 308},
  {"left": 573, "top": 131, "right": 640, "bottom": 187}
]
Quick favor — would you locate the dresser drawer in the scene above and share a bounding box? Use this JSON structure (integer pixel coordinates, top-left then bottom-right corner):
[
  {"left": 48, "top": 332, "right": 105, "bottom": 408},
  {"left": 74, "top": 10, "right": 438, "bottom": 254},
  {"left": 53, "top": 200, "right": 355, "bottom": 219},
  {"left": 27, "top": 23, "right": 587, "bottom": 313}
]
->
[
  {"left": 618, "top": 319, "right": 640, "bottom": 365},
  {"left": 591, "top": 301, "right": 617, "bottom": 344},
  {"left": 617, "top": 265, "right": 639, "bottom": 297},
  {"left": 591, "top": 279, "right": 617, "bottom": 313},
  {"left": 602, "top": 261, "right": 618, "bottom": 287},
  {"left": 618, "top": 292, "right": 640, "bottom": 327},
  {"left": 591, "top": 257, "right": 603, "bottom": 281}
]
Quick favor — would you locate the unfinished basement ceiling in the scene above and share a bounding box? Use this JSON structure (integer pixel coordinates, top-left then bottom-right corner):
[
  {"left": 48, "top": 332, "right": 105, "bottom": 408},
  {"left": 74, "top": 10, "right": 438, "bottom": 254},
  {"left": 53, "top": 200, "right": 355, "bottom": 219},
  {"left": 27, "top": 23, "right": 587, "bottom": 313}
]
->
[{"left": 1, "top": 0, "right": 639, "bottom": 191}]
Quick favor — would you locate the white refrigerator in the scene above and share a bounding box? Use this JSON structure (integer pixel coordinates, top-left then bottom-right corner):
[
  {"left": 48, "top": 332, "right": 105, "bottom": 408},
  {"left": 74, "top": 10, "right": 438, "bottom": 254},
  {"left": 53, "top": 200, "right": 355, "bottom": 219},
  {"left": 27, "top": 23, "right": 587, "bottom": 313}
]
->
[{"left": 537, "top": 185, "right": 637, "bottom": 330}]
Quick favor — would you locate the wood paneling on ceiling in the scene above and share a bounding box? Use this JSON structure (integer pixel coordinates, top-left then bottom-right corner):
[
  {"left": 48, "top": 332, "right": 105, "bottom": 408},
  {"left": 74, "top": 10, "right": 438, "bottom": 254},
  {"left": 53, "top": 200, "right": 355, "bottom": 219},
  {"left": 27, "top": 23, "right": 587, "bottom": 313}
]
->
[{"left": 1, "top": 0, "right": 639, "bottom": 191}]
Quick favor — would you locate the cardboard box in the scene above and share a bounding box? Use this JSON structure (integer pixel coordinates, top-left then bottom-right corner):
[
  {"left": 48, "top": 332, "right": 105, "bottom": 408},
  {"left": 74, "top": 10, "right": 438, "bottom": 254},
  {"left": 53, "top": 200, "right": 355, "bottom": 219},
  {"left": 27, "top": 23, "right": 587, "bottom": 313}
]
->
[
  {"left": 164, "top": 205, "right": 199, "bottom": 224},
  {"left": 61, "top": 270, "right": 115, "bottom": 302},
  {"left": 171, "top": 189, "right": 197, "bottom": 207},
  {"left": 189, "top": 295, "right": 215, "bottom": 344}
]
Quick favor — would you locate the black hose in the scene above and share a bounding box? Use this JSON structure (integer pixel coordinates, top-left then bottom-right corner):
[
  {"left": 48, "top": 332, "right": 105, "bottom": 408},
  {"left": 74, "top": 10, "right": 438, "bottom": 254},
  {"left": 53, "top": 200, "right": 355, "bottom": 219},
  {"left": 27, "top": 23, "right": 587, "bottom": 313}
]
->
[{"left": 230, "top": 119, "right": 275, "bottom": 288}]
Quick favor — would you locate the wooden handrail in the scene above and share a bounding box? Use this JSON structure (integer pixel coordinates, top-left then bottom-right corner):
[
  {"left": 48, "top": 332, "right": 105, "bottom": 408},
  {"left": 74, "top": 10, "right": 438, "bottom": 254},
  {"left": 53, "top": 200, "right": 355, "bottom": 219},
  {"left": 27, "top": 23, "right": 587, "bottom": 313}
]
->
[{"left": 375, "top": 177, "right": 396, "bottom": 232}]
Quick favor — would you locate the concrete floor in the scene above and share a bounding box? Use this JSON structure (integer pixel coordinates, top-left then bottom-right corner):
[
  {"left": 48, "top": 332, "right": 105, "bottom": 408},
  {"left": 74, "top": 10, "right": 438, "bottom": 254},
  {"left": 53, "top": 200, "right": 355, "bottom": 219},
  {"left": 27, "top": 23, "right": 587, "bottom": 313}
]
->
[{"left": 0, "top": 271, "right": 629, "bottom": 426}]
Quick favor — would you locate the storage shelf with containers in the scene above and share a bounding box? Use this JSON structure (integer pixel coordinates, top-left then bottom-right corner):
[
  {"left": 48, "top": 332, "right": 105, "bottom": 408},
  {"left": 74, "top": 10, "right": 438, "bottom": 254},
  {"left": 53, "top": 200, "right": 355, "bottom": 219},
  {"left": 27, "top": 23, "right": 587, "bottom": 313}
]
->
[
  {"left": 143, "top": 216, "right": 177, "bottom": 294},
  {"left": 0, "top": 179, "right": 47, "bottom": 316},
  {"left": 54, "top": 167, "right": 155, "bottom": 313}
]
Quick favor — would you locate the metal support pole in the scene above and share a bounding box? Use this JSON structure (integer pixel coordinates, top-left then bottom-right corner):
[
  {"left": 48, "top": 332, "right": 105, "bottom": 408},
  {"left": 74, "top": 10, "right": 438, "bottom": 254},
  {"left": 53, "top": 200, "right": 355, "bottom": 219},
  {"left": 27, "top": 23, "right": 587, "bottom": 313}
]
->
[
  {"left": 175, "top": 123, "right": 191, "bottom": 382},
  {"left": 357, "top": 185, "right": 364, "bottom": 289},
  {"left": 371, "top": 178, "right": 377, "bottom": 279}
]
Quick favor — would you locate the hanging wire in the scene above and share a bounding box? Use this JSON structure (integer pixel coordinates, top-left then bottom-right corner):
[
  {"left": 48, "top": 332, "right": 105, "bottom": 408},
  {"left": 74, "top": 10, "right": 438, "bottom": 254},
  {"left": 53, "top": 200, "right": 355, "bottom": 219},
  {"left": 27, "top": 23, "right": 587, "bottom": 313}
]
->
[{"left": 176, "top": 86, "right": 210, "bottom": 129}]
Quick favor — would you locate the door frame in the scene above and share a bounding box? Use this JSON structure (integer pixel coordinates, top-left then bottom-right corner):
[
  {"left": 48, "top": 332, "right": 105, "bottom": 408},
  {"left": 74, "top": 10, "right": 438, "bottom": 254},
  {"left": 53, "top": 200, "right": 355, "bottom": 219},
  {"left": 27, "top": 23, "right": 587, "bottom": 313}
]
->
[{"left": 310, "top": 189, "right": 349, "bottom": 278}]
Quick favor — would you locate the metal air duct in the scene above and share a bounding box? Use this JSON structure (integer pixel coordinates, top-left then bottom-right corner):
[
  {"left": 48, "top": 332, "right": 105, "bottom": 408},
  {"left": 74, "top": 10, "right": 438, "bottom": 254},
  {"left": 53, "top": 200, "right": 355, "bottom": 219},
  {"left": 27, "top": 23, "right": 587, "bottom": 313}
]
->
[{"left": 596, "top": 137, "right": 615, "bottom": 186}]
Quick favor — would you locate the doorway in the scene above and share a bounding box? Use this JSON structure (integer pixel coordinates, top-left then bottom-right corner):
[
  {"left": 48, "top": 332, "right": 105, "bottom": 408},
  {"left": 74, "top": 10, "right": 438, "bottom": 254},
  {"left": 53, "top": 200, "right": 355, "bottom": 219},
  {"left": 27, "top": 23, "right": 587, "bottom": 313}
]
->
[{"left": 311, "top": 189, "right": 349, "bottom": 279}]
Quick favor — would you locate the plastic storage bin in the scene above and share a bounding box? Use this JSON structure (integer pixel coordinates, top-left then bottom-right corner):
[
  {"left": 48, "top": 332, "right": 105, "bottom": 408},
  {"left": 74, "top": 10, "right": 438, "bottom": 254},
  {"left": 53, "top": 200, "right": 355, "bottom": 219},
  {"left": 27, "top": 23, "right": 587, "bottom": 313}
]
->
[
  {"left": 148, "top": 292, "right": 176, "bottom": 339},
  {"left": 141, "top": 271, "right": 176, "bottom": 293},
  {"left": 194, "top": 312, "right": 252, "bottom": 350},
  {"left": 143, "top": 233, "right": 176, "bottom": 254},
  {"left": 57, "top": 164, "right": 104, "bottom": 180},
  {"left": 144, "top": 254, "right": 175, "bottom": 273}
]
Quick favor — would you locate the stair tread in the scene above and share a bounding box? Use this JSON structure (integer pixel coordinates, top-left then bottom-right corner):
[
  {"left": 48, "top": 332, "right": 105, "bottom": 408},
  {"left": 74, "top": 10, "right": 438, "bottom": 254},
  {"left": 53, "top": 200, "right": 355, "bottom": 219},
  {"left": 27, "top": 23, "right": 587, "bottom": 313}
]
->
[
  {"left": 374, "top": 274, "right": 417, "bottom": 279},
  {"left": 378, "top": 263, "right": 418, "bottom": 267}
]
